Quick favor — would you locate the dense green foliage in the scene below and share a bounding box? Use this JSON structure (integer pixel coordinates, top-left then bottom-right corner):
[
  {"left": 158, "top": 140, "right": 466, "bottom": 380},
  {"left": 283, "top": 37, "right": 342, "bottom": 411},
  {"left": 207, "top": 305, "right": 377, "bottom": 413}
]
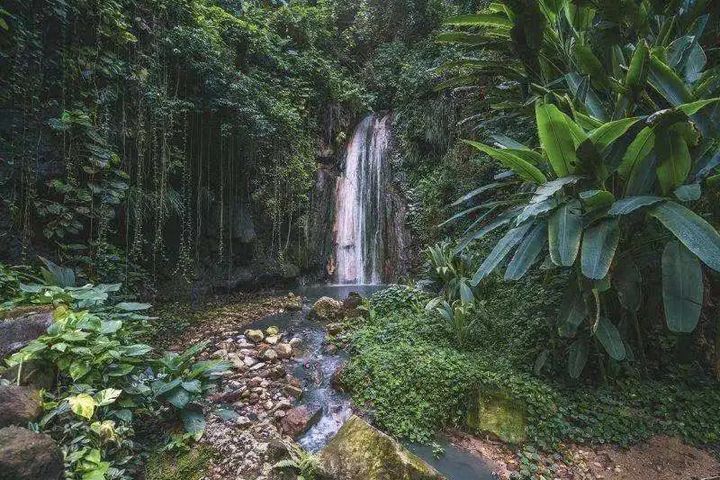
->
[
  {"left": 345, "top": 286, "right": 720, "bottom": 452},
  {"left": 0, "top": 0, "right": 483, "bottom": 290},
  {"left": 439, "top": 0, "right": 720, "bottom": 378},
  {"left": 0, "top": 262, "right": 229, "bottom": 479}
]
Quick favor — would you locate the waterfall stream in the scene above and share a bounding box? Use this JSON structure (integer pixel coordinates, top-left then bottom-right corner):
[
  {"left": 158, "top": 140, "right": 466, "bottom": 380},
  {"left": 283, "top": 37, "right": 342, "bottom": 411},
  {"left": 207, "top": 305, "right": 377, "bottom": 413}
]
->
[{"left": 333, "top": 114, "right": 392, "bottom": 285}]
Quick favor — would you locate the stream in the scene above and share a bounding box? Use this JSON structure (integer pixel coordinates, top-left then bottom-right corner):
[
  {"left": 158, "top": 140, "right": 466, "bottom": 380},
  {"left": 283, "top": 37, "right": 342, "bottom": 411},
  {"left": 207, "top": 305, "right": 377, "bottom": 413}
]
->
[{"left": 248, "top": 284, "right": 496, "bottom": 480}]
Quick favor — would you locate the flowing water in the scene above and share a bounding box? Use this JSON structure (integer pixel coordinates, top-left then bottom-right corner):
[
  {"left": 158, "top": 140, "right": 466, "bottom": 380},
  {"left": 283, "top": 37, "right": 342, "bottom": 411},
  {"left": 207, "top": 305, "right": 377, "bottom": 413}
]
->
[
  {"left": 334, "top": 114, "right": 392, "bottom": 285},
  {"left": 249, "top": 285, "right": 495, "bottom": 480}
]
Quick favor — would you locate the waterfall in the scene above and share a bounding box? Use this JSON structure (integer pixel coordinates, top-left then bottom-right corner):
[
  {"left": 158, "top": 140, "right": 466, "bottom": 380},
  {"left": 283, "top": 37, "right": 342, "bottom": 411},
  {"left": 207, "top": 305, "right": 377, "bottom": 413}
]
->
[{"left": 333, "top": 114, "right": 391, "bottom": 285}]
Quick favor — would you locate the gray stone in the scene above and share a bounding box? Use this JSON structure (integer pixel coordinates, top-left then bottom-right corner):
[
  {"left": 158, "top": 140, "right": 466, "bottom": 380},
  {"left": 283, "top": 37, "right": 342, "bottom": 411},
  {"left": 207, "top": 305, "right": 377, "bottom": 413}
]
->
[{"left": 0, "top": 310, "right": 53, "bottom": 360}]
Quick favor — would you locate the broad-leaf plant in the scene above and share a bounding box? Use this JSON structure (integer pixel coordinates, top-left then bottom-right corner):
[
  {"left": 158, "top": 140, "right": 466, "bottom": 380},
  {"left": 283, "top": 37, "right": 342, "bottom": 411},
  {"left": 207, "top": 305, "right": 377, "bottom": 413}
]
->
[{"left": 442, "top": 0, "right": 720, "bottom": 377}]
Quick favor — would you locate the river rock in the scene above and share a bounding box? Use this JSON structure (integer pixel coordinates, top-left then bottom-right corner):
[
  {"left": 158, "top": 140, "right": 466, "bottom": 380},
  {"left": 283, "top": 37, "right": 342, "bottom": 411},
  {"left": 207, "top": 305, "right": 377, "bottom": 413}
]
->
[
  {"left": 0, "top": 310, "right": 53, "bottom": 360},
  {"left": 465, "top": 390, "right": 528, "bottom": 444},
  {"left": 279, "top": 405, "right": 322, "bottom": 439},
  {"left": 263, "top": 349, "right": 278, "bottom": 361},
  {"left": 309, "top": 297, "right": 343, "bottom": 322},
  {"left": 0, "top": 426, "right": 63, "bottom": 479},
  {"left": 274, "top": 343, "right": 292, "bottom": 359},
  {"left": 245, "top": 329, "right": 265, "bottom": 343},
  {"left": 0, "top": 385, "right": 43, "bottom": 428},
  {"left": 330, "top": 363, "right": 347, "bottom": 393},
  {"left": 265, "top": 335, "right": 279, "bottom": 345},
  {"left": 266, "top": 326, "right": 279, "bottom": 337},
  {"left": 318, "top": 416, "right": 444, "bottom": 480}
]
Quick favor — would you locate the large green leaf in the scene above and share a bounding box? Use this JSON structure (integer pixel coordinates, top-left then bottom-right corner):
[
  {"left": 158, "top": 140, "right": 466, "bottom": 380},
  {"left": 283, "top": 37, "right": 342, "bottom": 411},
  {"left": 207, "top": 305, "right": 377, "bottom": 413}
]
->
[
  {"left": 455, "top": 207, "right": 520, "bottom": 252},
  {"left": 505, "top": 222, "right": 546, "bottom": 280},
  {"left": 589, "top": 118, "right": 641, "bottom": 153},
  {"left": 617, "top": 127, "right": 655, "bottom": 179},
  {"left": 662, "top": 241, "right": 703, "bottom": 333},
  {"left": 464, "top": 141, "right": 547, "bottom": 184},
  {"left": 444, "top": 13, "right": 513, "bottom": 28},
  {"left": 650, "top": 201, "right": 720, "bottom": 271},
  {"left": 557, "top": 283, "right": 588, "bottom": 337},
  {"left": 574, "top": 44, "right": 610, "bottom": 90},
  {"left": 548, "top": 203, "right": 583, "bottom": 266},
  {"left": 649, "top": 54, "right": 694, "bottom": 106},
  {"left": 608, "top": 196, "right": 663, "bottom": 215},
  {"left": 625, "top": 40, "right": 650, "bottom": 93},
  {"left": 568, "top": 338, "right": 589, "bottom": 379},
  {"left": 451, "top": 182, "right": 505, "bottom": 207},
  {"left": 656, "top": 126, "right": 691, "bottom": 194},
  {"left": 471, "top": 223, "right": 533, "bottom": 285},
  {"left": 594, "top": 317, "right": 626, "bottom": 361},
  {"left": 536, "top": 103, "right": 580, "bottom": 177},
  {"left": 581, "top": 219, "right": 620, "bottom": 280}
]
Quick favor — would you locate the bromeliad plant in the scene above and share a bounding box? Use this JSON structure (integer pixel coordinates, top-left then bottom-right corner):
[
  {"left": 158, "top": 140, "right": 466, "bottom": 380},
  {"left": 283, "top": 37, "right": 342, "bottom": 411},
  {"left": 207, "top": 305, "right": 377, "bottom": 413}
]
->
[{"left": 450, "top": 96, "right": 720, "bottom": 376}]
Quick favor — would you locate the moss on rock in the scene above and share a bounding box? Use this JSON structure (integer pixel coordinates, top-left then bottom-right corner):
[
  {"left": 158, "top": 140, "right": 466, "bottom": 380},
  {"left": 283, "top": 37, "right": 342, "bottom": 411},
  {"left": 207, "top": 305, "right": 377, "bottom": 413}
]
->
[
  {"left": 466, "top": 390, "right": 527, "bottom": 444},
  {"left": 318, "top": 415, "right": 444, "bottom": 480}
]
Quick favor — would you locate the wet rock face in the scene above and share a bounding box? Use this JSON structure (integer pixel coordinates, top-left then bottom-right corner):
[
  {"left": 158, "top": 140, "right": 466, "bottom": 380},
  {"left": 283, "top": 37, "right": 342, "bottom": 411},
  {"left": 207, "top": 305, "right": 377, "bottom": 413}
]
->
[
  {"left": 279, "top": 406, "right": 323, "bottom": 439},
  {"left": 466, "top": 390, "right": 528, "bottom": 444},
  {"left": 0, "top": 426, "right": 64, "bottom": 480},
  {"left": 0, "top": 310, "right": 53, "bottom": 359},
  {"left": 0, "top": 385, "right": 43, "bottom": 428},
  {"left": 318, "top": 416, "right": 445, "bottom": 480},
  {"left": 309, "top": 297, "right": 343, "bottom": 322}
]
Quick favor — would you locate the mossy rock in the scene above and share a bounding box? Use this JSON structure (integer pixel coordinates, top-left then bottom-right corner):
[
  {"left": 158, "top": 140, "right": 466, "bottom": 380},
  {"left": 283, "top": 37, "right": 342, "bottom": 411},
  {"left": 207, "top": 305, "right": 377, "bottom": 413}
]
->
[
  {"left": 466, "top": 390, "right": 527, "bottom": 444},
  {"left": 318, "top": 415, "right": 444, "bottom": 480},
  {"left": 144, "top": 447, "right": 212, "bottom": 480}
]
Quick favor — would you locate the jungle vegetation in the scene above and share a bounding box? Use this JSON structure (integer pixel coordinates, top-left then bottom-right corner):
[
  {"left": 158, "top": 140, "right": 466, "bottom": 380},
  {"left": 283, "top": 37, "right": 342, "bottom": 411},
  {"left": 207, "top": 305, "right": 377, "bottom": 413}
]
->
[{"left": 3, "top": 1, "right": 720, "bottom": 479}]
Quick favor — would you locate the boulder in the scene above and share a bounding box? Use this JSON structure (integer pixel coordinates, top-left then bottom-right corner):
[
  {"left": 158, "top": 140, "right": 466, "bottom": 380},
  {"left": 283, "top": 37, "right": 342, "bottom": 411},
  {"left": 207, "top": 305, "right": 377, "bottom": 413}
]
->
[
  {"left": 0, "top": 385, "right": 43, "bottom": 428},
  {"left": 0, "top": 310, "right": 53, "bottom": 360},
  {"left": 465, "top": 390, "right": 527, "bottom": 444},
  {"left": 245, "top": 329, "right": 265, "bottom": 343},
  {"left": 279, "top": 405, "right": 322, "bottom": 439},
  {"left": 1, "top": 360, "right": 56, "bottom": 390},
  {"left": 318, "top": 416, "right": 444, "bottom": 480},
  {"left": 0, "top": 426, "right": 63, "bottom": 479},
  {"left": 309, "top": 297, "right": 343, "bottom": 322}
]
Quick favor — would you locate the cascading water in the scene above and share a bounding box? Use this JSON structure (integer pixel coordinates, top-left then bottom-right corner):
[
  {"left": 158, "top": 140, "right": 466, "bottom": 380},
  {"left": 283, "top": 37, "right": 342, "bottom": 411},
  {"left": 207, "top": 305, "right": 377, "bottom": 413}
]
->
[{"left": 333, "top": 114, "right": 391, "bottom": 285}]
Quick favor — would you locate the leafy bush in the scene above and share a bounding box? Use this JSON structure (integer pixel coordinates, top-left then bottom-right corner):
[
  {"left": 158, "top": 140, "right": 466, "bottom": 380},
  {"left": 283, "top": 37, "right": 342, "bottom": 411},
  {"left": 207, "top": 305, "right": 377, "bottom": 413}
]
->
[
  {"left": 441, "top": 0, "right": 720, "bottom": 378},
  {"left": 1, "top": 270, "right": 229, "bottom": 479}
]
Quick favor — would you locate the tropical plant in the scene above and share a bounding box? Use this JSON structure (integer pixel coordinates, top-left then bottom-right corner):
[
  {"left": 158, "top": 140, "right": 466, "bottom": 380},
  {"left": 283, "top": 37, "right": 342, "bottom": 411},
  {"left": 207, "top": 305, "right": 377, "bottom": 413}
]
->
[
  {"left": 442, "top": 0, "right": 720, "bottom": 378},
  {"left": 425, "top": 241, "right": 479, "bottom": 303},
  {"left": 426, "top": 299, "right": 485, "bottom": 348},
  {"left": 437, "top": 0, "right": 720, "bottom": 127},
  {"left": 2, "top": 269, "right": 230, "bottom": 479}
]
